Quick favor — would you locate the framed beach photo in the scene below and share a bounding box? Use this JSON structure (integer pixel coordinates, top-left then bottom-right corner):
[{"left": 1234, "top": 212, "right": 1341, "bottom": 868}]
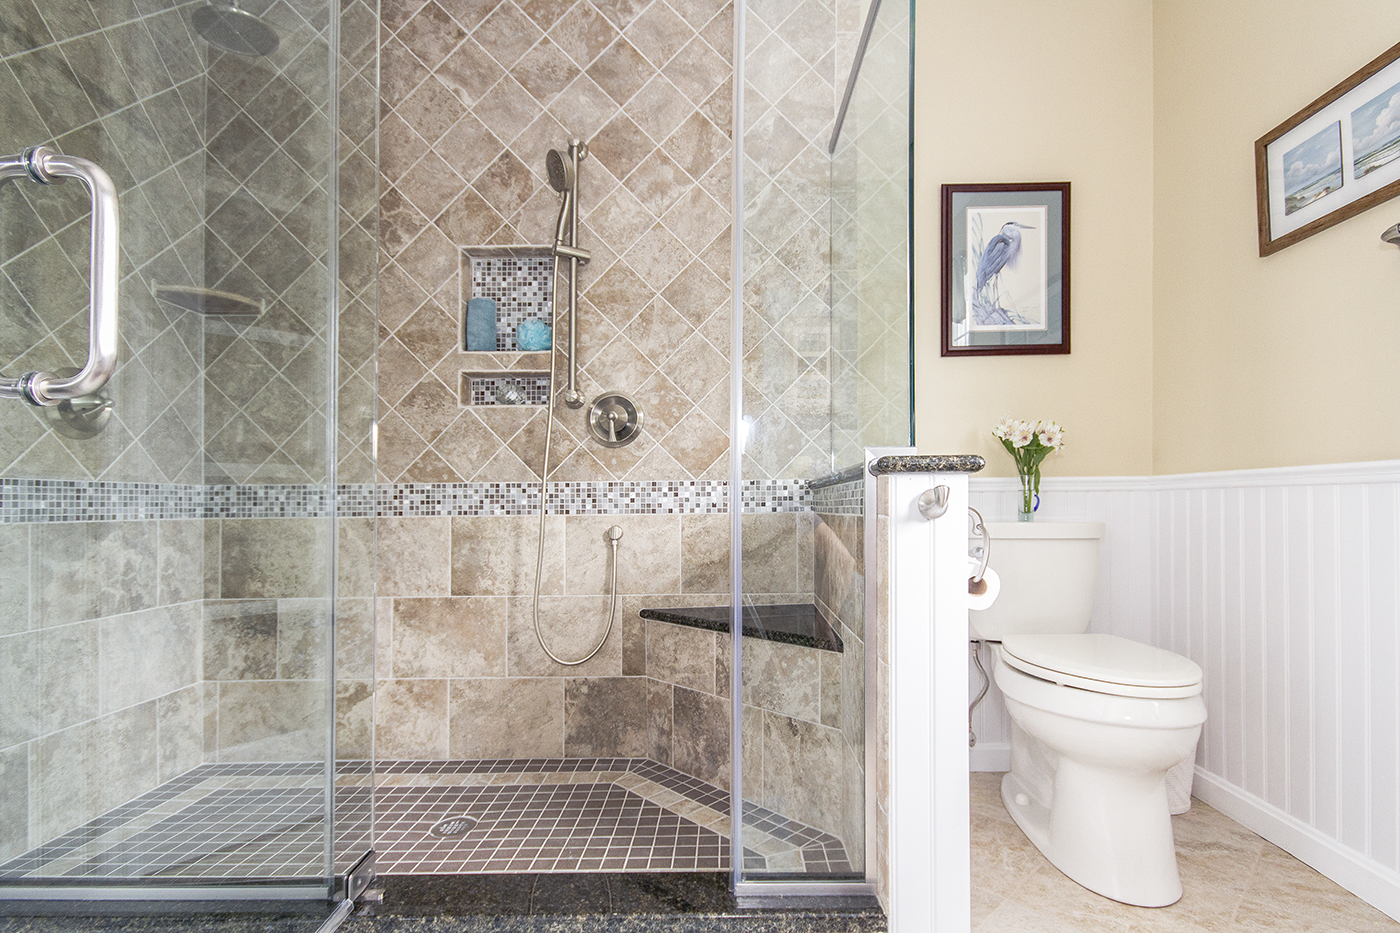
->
[
  {"left": 941, "top": 182, "right": 1070, "bottom": 357},
  {"left": 1257, "top": 40, "right": 1400, "bottom": 256}
]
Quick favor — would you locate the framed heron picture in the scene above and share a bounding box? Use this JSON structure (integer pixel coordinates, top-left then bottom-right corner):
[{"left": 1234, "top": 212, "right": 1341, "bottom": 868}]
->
[{"left": 941, "top": 182, "right": 1070, "bottom": 357}]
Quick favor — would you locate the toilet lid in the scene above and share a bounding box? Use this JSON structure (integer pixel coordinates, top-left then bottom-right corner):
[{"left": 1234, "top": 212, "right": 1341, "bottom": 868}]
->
[{"left": 1000, "top": 633, "right": 1203, "bottom": 698}]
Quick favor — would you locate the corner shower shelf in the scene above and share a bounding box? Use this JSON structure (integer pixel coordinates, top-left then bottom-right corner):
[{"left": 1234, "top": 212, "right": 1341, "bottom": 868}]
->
[{"left": 638, "top": 604, "right": 844, "bottom": 653}]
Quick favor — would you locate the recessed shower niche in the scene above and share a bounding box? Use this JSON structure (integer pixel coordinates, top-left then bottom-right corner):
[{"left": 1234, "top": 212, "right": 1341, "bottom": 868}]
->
[
  {"left": 458, "top": 247, "right": 555, "bottom": 407},
  {"left": 461, "top": 248, "right": 554, "bottom": 353}
]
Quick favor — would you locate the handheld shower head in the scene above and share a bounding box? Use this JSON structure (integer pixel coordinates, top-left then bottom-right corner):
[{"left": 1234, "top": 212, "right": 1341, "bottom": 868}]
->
[{"left": 546, "top": 149, "right": 574, "bottom": 193}]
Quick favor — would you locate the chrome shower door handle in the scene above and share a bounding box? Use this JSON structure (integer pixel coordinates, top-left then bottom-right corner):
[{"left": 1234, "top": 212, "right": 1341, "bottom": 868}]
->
[{"left": 0, "top": 146, "right": 119, "bottom": 407}]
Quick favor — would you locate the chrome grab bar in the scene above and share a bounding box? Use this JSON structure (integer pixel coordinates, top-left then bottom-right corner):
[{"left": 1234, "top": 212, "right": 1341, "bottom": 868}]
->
[{"left": 0, "top": 146, "right": 119, "bottom": 407}]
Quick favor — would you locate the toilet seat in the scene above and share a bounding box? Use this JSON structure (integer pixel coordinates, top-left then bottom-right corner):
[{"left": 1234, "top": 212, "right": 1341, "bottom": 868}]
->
[{"left": 1000, "top": 633, "right": 1203, "bottom": 699}]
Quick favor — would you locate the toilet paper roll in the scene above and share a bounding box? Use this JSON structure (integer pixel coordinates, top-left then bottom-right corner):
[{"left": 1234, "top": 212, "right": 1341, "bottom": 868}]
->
[{"left": 967, "top": 557, "right": 1001, "bottom": 611}]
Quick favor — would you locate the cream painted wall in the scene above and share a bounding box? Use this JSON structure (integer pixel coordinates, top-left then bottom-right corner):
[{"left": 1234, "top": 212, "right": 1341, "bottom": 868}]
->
[
  {"left": 1153, "top": 2, "right": 1400, "bottom": 473},
  {"left": 912, "top": 1, "right": 1156, "bottom": 477}
]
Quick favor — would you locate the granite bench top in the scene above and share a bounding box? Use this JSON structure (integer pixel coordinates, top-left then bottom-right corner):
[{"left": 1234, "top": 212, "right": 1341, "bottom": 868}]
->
[{"left": 639, "top": 604, "right": 844, "bottom": 653}]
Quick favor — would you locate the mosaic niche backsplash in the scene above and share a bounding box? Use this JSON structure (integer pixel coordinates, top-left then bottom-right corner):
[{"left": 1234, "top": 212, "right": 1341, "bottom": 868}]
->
[{"left": 465, "top": 252, "right": 554, "bottom": 352}]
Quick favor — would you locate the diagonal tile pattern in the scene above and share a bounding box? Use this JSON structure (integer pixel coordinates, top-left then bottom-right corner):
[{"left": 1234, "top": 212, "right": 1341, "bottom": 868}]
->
[
  {"left": 830, "top": 4, "right": 911, "bottom": 466},
  {"left": 740, "top": 0, "right": 840, "bottom": 481},
  {"left": 201, "top": 0, "right": 340, "bottom": 486},
  {"left": 376, "top": 0, "right": 735, "bottom": 486}
]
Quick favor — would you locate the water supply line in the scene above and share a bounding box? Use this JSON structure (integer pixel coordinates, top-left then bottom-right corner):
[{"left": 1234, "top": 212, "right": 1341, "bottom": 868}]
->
[
  {"left": 533, "top": 138, "right": 618, "bottom": 667},
  {"left": 969, "top": 640, "right": 990, "bottom": 748}
]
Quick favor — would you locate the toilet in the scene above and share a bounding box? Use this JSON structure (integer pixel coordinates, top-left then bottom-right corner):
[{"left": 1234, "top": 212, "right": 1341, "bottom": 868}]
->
[{"left": 971, "top": 521, "right": 1206, "bottom": 908}]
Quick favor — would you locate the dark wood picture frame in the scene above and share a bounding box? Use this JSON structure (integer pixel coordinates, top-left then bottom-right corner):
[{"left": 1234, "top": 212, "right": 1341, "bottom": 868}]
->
[
  {"left": 1256, "top": 39, "right": 1400, "bottom": 256},
  {"left": 941, "top": 182, "right": 1070, "bottom": 357}
]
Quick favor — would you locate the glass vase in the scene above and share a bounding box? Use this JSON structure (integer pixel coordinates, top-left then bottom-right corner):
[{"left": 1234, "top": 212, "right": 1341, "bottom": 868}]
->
[{"left": 1017, "top": 469, "right": 1038, "bottom": 521}]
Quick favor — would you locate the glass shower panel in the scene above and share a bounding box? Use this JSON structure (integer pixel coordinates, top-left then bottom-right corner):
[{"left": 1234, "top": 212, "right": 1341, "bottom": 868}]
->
[
  {"left": 736, "top": 0, "right": 911, "bottom": 886},
  {"left": 0, "top": 0, "right": 357, "bottom": 894},
  {"left": 830, "top": 0, "right": 913, "bottom": 456}
]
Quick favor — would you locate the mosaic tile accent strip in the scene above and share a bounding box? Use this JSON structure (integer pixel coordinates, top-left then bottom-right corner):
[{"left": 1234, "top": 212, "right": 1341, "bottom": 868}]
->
[
  {"left": 465, "top": 373, "right": 551, "bottom": 407},
  {"left": 2, "top": 480, "right": 818, "bottom": 522},
  {"left": 373, "top": 481, "right": 731, "bottom": 517},
  {"left": 465, "top": 252, "right": 553, "bottom": 352},
  {"left": 0, "top": 479, "right": 204, "bottom": 523},
  {"left": 740, "top": 479, "right": 811, "bottom": 513},
  {"left": 812, "top": 478, "right": 864, "bottom": 515},
  {"left": 0, "top": 759, "right": 851, "bottom": 880},
  {"left": 204, "top": 484, "right": 335, "bottom": 519}
]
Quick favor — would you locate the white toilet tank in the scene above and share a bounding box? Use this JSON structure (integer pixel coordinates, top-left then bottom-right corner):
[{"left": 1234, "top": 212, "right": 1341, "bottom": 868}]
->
[{"left": 970, "top": 522, "right": 1105, "bottom": 640}]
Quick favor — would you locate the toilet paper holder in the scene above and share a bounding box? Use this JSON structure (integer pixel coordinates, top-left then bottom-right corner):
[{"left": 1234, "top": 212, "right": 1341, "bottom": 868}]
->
[{"left": 968, "top": 507, "right": 990, "bottom": 585}]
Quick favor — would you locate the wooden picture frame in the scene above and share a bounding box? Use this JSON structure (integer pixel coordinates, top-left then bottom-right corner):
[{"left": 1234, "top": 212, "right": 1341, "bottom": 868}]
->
[
  {"left": 941, "top": 182, "right": 1070, "bottom": 357},
  {"left": 1256, "top": 40, "right": 1400, "bottom": 256}
]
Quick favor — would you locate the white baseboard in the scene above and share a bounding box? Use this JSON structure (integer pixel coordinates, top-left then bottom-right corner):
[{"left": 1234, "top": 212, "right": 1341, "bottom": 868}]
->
[
  {"left": 969, "top": 743, "right": 1010, "bottom": 772},
  {"left": 1192, "top": 769, "right": 1400, "bottom": 923}
]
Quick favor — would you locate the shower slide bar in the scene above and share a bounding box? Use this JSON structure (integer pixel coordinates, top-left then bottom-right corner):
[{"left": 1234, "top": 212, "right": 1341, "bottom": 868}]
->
[{"left": 0, "top": 146, "right": 119, "bottom": 407}]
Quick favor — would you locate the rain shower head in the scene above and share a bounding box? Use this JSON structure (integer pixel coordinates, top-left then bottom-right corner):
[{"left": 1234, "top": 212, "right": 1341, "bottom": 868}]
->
[
  {"left": 545, "top": 149, "right": 574, "bottom": 193},
  {"left": 192, "top": 3, "right": 280, "bottom": 57}
]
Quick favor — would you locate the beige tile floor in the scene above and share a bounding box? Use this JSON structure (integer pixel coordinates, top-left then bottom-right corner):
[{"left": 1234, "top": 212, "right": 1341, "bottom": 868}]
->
[{"left": 971, "top": 772, "right": 1400, "bottom": 932}]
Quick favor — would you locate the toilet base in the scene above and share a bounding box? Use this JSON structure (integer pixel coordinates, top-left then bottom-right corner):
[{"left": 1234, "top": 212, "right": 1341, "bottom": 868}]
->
[{"left": 1001, "top": 767, "right": 1183, "bottom": 907}]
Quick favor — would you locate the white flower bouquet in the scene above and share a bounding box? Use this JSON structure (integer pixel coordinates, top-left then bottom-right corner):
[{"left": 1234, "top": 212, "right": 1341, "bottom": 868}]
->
[{"left": 992, "top": 416, "right": 1065, "bottom": 520}]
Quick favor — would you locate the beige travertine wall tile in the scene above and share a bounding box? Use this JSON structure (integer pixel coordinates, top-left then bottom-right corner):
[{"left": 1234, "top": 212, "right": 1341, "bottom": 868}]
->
[
  {"left": 646, "top": 678, "right": 673, "bottom": 764},
  {"left": 563, "top": 676, "right": 651, "bottom": 757},
  {"left": 217, "top": 681, "right": 326, "bottom": 762},
  {"left": 392, "top": 596, "right": 508, "bottom": 678},
  {"left": 505, "top": 594, "right": 623, "bottom": 676},
  {"left": 741, "top": 638, "right": 820, "bottom": 723},
  {"left": 673, "top": 685, "right": 728, "bottom": 790},
  {"left": 335, "top": 598, "right": 377, "bottom": 681},
  {"left": 157, "top": 521, "right": 204, "bottom": 607},
  {"left": 0, "top": 635, "right": 37, "bottom": 749},
  {"left": 374, "top": 678, "right": 449, "bottom": 759},
  {"left": 220, "top": 519, "right": 330, "bottom": 600},
  {"left": 377, "top": 516, "right": 451, "bottom": 596},
  {"left": 157, "top": 685, "right": 203, "bottom": 783},
  {"left": 820, "top": 650, "right": 841, "bottom": 729},
  {"left": 0, "top": 745, "right": 26, "bottom": 861},
  {"left": 451, "top": 515, "right": 564, "bottom": 596},
  {"left": 762, "top": 710, "right": 843, "bottom": 837},
  {"left": 0, "top": 526, "right": 27, "bottom": 637},
  {"left": 449, "top": 678, "right": 564, "bottom": 758},
  {"left": 680, "top": 513, "right": 729, "bottom": 594},
  {"left": 376, "top": 0, "right": 734, "bottom": 486},
  {"left": 31, "top": 703, "right": 159, "bottom": 843},
  {"left": 276, "top": 599, "right": 332, "bottom": 681},
  {"left": 34, "top": 522, "right": 159, "bottom": 628},
  {"left": 645, "top": 619, "right": 716, "bottom": 694},
  {"left": 336, "top": 679, "right": 374, "bottom": 760},
  {"left": 98, "top": 603, "right": 201, "bottom": 713},
  {"left": 203, "top": 600, "right": 278, "bottom": 681},
  {"left": 565, "top": 515, "right": 679, "bottom": 595},
  {"left": 36, "top": 623, "right": 98, "bottom": 737},
  {"left": 337, "top": 517, "right": 377, "bottom": 599},
  {"left": 740, "top": 513, "right": 800, "bottom": 596}
]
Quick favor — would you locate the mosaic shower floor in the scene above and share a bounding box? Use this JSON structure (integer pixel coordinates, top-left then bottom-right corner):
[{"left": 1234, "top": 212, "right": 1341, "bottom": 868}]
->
[{"left": 0, "top": 759, "right": 852, "bottom": 881}]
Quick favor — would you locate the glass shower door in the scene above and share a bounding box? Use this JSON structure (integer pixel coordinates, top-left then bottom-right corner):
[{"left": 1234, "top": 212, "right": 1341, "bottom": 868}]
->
[{"left": 0, "top": 0, "right": 346, "bottom": 898}]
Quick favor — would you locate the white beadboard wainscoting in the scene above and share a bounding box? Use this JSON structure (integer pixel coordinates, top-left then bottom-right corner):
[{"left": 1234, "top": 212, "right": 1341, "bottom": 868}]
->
[{"left": 967, "top": 461, "right": 1400, "bottom": 921}]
